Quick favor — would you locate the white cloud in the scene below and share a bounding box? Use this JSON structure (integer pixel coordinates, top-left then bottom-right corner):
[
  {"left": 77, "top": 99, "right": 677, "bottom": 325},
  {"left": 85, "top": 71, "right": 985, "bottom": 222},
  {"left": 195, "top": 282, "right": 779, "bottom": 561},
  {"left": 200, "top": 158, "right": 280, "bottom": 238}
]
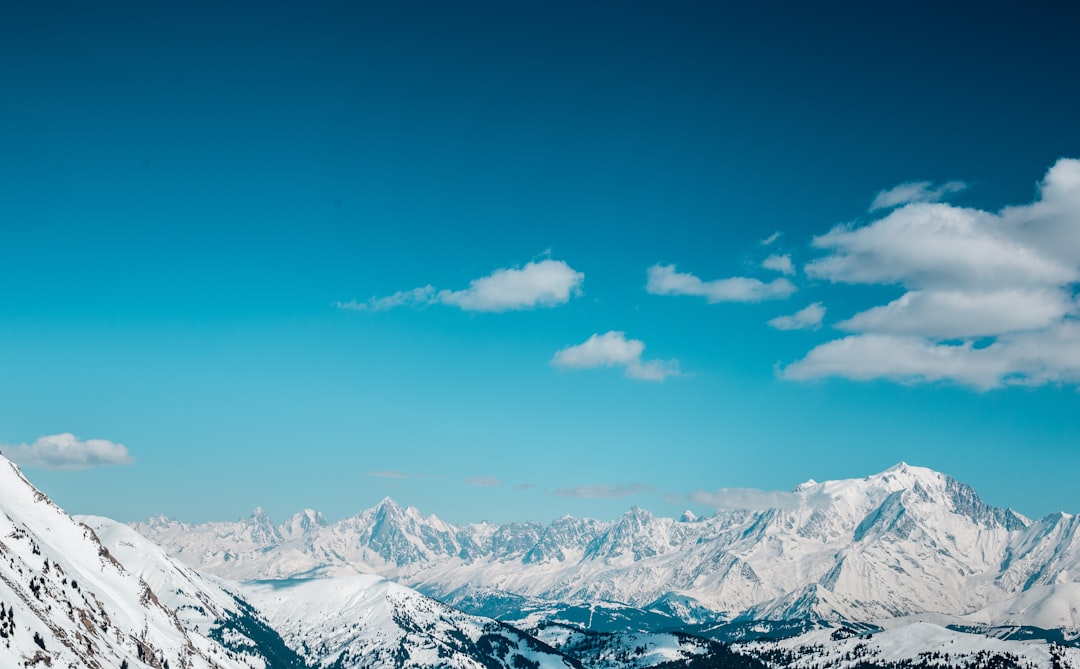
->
[
  {"left": 514, "top": 482, "right": 536, "bottom": 491},
  {"left": 785, "top": 159, "right": 1080, "bottom": 389},
  {"left": 768, "top": 302, "right": 826, "bottom": 331},
  {"left": 646, "top": 264, "right": 796, "bottom": 303},
  {"left": 761, "top": 231, "right": 782, "bottom": 246},
  {"left": 805, "top": 204, "right": 1074, "bottom": 291},
  {"left": 466, "top": 476, "right": 502, "bottom": 488},
  {"left": 437, "top": 259, "right": 584, "bottom": 311},
  {"left": 690, "top": 487, "right": 832, "bottom": 511},
  {"left": 762, "top": 254, "right": 795, "bottom": 275},
  {"left": 785, "top": 322, "right": 1080, "bottom": 390},
  {"left": 337, "top": 259, "right": 584, "bottom": 313},
  {"left": 4, "top": 433, "right": 134, "bottom": 471},
  {"left": 551, "top": 331, "right": 680, "bottom": 382},
  {"left": 836, "top": 288, "right": 1073, "bottom": 339},
  {"left": 553, "top": 483, "right": 652, "bottom": 499},
  {"left": 870, "top": 180, "right": 967, "bottom": 211}
]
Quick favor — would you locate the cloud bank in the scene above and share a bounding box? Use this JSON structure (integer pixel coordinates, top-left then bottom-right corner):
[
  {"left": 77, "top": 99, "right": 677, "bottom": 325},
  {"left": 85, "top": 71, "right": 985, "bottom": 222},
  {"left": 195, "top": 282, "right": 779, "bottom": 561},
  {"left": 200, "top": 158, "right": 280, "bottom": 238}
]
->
[
  {"left": 646, "top": 264, "right": 796, "bottom": 303},
  {"left": 690, "top": 487, "right": 832, "bottom": 511},
  {"left": 3, "top": 433, "right": 134, "bottom": 471},
  {"left": 551, "top": 331, "right": 680, "bottom": 381},
  {"left": 784, "top": 158, "right": 1080, "bottom": 389},
  {"left": 337, "top": 259, "right": 584, "bottom": 312}
]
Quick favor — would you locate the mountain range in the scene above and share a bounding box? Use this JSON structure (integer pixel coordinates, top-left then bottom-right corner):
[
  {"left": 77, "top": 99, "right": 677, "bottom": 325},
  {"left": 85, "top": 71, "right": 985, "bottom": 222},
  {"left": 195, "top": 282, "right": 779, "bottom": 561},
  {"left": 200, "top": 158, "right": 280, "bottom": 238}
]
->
[
  {"left": 5, "top": 453, "right": 1080, "bottom": 668},
  {"left": 134, "top": 463, "right": 1080, "bottom": 638}
]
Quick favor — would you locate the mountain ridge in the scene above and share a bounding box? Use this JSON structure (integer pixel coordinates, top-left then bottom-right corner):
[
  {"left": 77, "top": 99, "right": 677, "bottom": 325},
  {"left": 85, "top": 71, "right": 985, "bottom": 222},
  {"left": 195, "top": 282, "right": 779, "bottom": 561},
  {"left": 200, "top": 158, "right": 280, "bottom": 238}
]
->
[{"left": 132, "top": 463, "right": 1080, "bottom": 637}]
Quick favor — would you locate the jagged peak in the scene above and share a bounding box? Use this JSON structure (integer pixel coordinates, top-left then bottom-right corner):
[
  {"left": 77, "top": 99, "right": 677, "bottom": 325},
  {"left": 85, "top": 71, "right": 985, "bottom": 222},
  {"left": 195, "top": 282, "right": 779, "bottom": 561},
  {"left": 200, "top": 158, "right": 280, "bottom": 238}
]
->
[
  {"left": 285, "top": 508, "right": 327, "bottom": 528},
  {"left": 376, "top": 495, "right": 403, "bottom": 511}
]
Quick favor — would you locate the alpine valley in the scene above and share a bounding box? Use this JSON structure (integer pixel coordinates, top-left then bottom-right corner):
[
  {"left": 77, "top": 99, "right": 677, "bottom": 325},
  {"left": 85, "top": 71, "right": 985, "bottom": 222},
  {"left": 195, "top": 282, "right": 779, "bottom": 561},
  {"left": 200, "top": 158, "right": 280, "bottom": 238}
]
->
[{"left": 4, "top": 454, "right": 1080, "bottom": 669}]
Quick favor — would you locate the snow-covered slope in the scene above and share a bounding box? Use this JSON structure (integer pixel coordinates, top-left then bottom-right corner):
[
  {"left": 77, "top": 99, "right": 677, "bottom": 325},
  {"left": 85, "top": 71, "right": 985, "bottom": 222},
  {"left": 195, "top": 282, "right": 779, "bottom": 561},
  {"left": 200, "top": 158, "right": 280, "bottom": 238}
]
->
[
  {"left": 237, "top": 575, "right": 581, "bottom": 669},
  {"left": 738, "top": 621, "right": 1080, "bottom": 669},
  {"left": 134, "top": 464, "right": 1080, "bottom": 637},
  {"left": 0, "top": 455, "right": 251, "bottom": 669},
  {"left": 79, "top": 514, "right": 306, "bottom": 668}
]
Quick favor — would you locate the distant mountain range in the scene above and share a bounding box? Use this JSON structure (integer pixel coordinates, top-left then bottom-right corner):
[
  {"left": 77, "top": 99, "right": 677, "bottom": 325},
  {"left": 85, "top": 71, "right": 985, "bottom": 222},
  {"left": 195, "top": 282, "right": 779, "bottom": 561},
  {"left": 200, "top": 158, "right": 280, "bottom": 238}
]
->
[
  {"left": 134, "top": 463, "right": 1080, "bottom": 638},
  {"left": 4, "top": 453, "right": 1080, "bottom": 668}
]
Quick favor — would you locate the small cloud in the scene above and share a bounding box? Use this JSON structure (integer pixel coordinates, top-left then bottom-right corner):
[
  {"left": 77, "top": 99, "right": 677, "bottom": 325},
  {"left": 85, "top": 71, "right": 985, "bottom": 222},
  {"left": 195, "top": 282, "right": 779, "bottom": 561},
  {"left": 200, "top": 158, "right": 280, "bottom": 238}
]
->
[
  {"left": 553, "top": 483, "right": 653, "bottom": 499},
  {"left": 551, "top": 331, "right": 680, "bottom": 382},
  {"left": 761, "top": 231, "right": 782, "bottom": 246},
  {"left": 334, "top": 286, "right": 436, "bottom": 312},
  {"left": 762, "top": 254, "right": 795, "bottom": 276},
  {"left": 466, "top": 476, "right": 502, "bottom": 488},
  {"left": 368, "top": 470, "right": 409, "bottom": 480},
  {"left": 869, "top": 180, "right": 967, "bottom": 211},
  {"left": 438, "top": 259, "right": 584, "bottom": 312},
  {"left": 689, "top": 487, "right": 832, "bottom": 511},
  {"left": 3, "top": 433, "right": 134, "bottom": 471},
  {"left": 339, "top": 259, "right": 585, "bottom": 313},
  {"left": 768, "top": 302, "right": 826, "bottom": 331},
  {"left": 513, "top": 482, "right": 536, "bottom": 491},
  {"left": 646, "top": 264, "right": 795, "bottom": 303}
]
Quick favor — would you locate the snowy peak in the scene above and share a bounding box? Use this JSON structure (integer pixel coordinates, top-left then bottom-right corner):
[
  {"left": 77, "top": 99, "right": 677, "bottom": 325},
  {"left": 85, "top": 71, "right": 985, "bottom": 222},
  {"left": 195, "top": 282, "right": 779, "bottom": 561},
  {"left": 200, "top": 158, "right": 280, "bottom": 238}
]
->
[{"left": 281, "top": 508, "right": 327, "bottom": 539}]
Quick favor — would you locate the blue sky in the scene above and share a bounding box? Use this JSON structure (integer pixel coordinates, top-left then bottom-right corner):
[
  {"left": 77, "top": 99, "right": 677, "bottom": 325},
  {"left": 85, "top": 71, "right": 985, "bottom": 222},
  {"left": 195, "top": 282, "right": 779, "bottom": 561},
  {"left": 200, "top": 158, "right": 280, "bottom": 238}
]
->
[{"left": 2, "top": 1, "right": 1078, "bottom": 524}]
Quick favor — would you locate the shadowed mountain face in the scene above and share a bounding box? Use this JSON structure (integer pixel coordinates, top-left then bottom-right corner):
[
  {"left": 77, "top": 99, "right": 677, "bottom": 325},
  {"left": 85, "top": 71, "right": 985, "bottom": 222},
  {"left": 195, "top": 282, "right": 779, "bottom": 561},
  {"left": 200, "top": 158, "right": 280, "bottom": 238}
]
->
[{"left": 134, "top": 464, "right": 1080, "bottom": 637}]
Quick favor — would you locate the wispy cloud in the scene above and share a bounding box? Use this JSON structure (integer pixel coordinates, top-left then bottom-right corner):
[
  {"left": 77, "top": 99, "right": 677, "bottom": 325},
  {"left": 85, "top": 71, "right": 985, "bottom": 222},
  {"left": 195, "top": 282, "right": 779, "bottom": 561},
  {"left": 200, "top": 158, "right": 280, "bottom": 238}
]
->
[
  {"left": 368, "top": 470, "right": 409, "bottom": 480},
  {"left": 513, "top": 482, "right": 536, "bottom": 491},
  {"left": 760, "top": 231, "right": 782, "bottom": 246},
  {"left": 762, "top": 254, "right": 795, "bottom": 276},
  {"left": 784, "top": 158, "right": 1080, "bottom": 389},
  {"left": 337, "top": 259, "right": 584, "bottom": 313},
  {"left": 768, "top": 302, "right": 825, "bottom": 331},
  {"left": 553, "top": 483, "right": 653, "bottom": 499},
  {"left": 334, "top": 286, "right": 435, "bottom": 311},
  {"left": 870, "top": 179, "right": 967, "bottom": 211},
  {"left": 551, "top": 331, "right": 680, "bottom": 382},
  {"left": 646, "top": 264, "right": 795, "bottom": 303},
  {"left": 466, "top": 476, "right": 502, "bottom": 488},
  {"left": 689, "top": 487, "right": 832, "bottom": 511},
  {"left": 3, "top": 433, "right": 134, "bottom": 471}
]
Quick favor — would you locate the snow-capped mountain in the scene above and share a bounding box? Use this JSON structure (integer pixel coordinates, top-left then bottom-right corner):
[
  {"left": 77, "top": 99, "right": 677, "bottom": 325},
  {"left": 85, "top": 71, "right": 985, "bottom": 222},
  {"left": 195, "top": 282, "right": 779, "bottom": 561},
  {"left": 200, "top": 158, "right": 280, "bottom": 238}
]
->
[
  {"left": 237, "top": 575, "right": 580, "bottom": 669},
  {"left": 0, "top": 454, "right": 257, "bottom": 669},
  {"left": 0, "top": 452, "right": 581, "bottom": 669},
  {"left": 133, "top": 464, "right": 1080, "bottom": 639}
]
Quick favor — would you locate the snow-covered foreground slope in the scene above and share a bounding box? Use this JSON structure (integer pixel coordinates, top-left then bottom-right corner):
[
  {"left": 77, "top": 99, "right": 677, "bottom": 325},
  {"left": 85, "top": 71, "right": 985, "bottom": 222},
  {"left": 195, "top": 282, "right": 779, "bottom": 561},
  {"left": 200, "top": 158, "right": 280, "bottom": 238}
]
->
[
  {"left": 237, "top": 575, "right": 581, "bottom": 669},
  {"left": 135, "top": 464, "right": 1080, "bottom": 638},
  {"left": 738, "top": 621, "right": 1080, "bottom": 669},
  {"left": 79, "top": 514, "right": 306, "bottom": 668},
  {"left": 0, "top": 455, "right": 254, "bottom": 669}
]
